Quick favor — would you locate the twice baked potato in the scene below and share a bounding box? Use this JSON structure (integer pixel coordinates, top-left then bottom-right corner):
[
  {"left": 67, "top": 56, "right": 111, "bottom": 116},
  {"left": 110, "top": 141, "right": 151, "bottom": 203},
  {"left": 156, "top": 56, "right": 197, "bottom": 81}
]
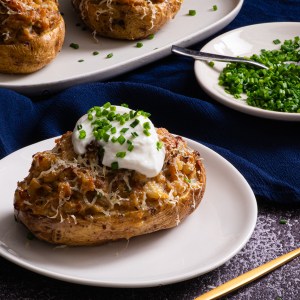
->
[
  {"left": 0, "top": 0, "right": 65, "bottom": 74},
  {"left": 14, "top": 105, "right": 206, "bottom": 246},
  {"left": 72, "top": 0, "right": 183, "bottom": 40}
]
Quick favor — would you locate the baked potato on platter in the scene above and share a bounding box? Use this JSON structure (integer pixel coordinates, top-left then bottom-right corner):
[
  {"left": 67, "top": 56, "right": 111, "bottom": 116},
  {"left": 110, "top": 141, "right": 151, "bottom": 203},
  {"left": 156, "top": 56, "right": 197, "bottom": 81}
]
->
[
  {"left": 0, "top": 0, "right": 65, "bottom": 74},
  {"left": 14, "top": 104, "right": 206, "bottom": 246},
  {"left": 71, "top": 0, "right": 183, "bottom": 40}
]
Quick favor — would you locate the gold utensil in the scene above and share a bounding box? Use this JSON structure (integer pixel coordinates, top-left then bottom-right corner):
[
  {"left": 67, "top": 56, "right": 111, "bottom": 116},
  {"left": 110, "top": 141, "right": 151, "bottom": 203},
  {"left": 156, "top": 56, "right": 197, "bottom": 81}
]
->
[{"left": 195, "top": 247, "right": 300, "bottom": 300}]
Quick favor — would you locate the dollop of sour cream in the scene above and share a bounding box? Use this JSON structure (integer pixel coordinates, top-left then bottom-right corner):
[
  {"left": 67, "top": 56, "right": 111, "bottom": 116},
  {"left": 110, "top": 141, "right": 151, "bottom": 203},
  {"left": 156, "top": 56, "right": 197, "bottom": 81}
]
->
[{"left": 72, "top": 103, "right": 165, "bottom": 178}]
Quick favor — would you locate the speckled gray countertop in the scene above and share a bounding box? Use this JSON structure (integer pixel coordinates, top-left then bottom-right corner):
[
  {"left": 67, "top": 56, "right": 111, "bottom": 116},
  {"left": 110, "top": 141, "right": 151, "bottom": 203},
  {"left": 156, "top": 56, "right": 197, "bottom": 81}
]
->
[{"left": 1, "top": 201, "right": 299, "bottom": 300}]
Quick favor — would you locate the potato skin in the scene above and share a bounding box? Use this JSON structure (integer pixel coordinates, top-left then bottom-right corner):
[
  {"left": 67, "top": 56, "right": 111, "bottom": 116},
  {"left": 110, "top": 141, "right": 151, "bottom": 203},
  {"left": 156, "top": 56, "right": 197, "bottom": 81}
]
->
[
  {"left": 0, "top": 17, "right": 65, "bottom": 74},
  {"left": 14, "top": 128, "right": 206, "bottom": 246},
  {"left": 0, "top": 0, "right": 65, "bottom": 74},
  {"left": 72, "top": 0, "right": 183, "bottom": 40}
]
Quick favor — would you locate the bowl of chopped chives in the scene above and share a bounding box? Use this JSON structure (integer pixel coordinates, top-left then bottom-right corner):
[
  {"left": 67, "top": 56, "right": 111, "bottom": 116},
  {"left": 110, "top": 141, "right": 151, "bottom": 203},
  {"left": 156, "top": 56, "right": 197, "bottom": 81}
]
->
[{"left": 194, "top": 22, "right": 300, "bottom": 121}]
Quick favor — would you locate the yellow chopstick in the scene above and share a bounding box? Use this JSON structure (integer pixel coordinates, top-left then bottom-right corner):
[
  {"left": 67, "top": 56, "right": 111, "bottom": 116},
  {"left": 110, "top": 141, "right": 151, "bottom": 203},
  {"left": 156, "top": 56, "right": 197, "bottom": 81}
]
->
[{"left": 195, "top": 247, "right": 300, "bottom": 300}]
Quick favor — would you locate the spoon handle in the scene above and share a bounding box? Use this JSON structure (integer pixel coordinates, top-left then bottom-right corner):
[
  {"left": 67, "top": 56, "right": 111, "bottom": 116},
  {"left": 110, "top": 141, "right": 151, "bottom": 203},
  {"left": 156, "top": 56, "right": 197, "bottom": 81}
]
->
[
  {"left": 195, "top": 247, "right": 300, "bottom": 300},
  {"left": 171, "top": 45, "right": 268, "bottom": 69}
]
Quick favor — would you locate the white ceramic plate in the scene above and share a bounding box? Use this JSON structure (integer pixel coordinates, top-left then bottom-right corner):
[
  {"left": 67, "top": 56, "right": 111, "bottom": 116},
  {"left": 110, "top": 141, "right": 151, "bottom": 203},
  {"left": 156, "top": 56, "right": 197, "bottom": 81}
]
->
[
  {"left": 195, "top": 22, "right": 300, "bottom": 121},
  {"left": 0, "top": 136, "right": 257, "bottom": 287},
  {"left": 0, "top": 0, "right": 243, "bottom": 96}
]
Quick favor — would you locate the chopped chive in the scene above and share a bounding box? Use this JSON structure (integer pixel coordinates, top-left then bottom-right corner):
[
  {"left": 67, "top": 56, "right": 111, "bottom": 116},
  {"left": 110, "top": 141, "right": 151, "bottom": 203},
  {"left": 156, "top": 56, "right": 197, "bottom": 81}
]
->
[
  {"left": 88, "top": 113, "right": 93, "bottom": 120},
  {"left": 212, "top": 5, "right": 218, "bottom": 11},
  {"left": 184, "top": 177, "right": 191, "bottom": 183},
  {"left": 111, "top": 136, "right": 117, "bottom": 143},
  {"left": 143, "top": 129, "right": 151, "bottom": 136},
  {"left": 116, "top": 151, "right": 126, "bottom": 158},
  {"left": 117, "top": 135, "right": 126, "bottom": 145},
  {"left": 111, "top": 161, "right": 119, "bottom": 170},
  {"left": 131, "top": 132, "right": 139, "bottom": 138},
  {"left": 188, "top": 10, "right": 196, "bottom": 16},
  {"left": 79, "top": 130, "right": 86, "bottom": 139},
  {"left": 110, "top": 127, "right": 117, "bottom": 134},
  {"left": 156, "top": 141, "right": 163, "bottom": 151},
  {"left": 77, "top": 124, "right": 82, "bottom": 130},
  {"left": 218, "top": 36, "right": 300, "bottom": 113},
  {"left": 120, "top": 127, "right": 129, "bottom": 133},
  {"left": 106, "top": 53, "right": 113, "bottom": 58},
  {"left": 93, "top": 51, "right": 99, "bottom": 55},
  {"left": 103, "top": 133, "right": 110, "bottom": 142},
  {"left": 70, "top": 43, "right": 79, "bottom": 49},
  {"left": 103, "top": 102, "right": 111, "bottom": 109},
  {"left": 130, "top": 119, "right": 140, "bottom": 128},
  {"left": 121, "top": 103, "right": 129, "bottom": 108},
  {"left": 136, "top": 42, "right": 143, "bottom": 48},
  {"left": 208, "top": 61, "right": 215, "bottom": 67},
  {"left": 78, "top": 59, "right": 84, "bottom": 62},
  {"left": 279, "top": 219, "right": 288, "bottom": 224},
  {"left": 143, "top": 122, "right": 151, "bottom": 130},
  {"left": 273, "top": 39, "right": 281, "bottom": 45},
  {"left": 128, "top": 144, "right": 134, "bottom": 152},
  {"left": 148, "top": 34, "right": 155, "bottom": 40}
]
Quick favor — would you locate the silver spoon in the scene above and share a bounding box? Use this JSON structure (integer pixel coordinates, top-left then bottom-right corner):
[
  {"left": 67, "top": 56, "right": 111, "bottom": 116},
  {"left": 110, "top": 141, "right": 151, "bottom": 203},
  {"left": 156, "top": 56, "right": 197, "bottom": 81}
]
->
[{"left": 171, "top": 45, "right": 269, "bottom": 69}]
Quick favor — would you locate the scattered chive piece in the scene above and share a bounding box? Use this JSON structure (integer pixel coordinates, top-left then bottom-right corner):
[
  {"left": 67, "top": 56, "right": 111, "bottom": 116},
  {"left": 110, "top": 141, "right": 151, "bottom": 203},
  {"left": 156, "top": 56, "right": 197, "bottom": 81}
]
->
[
  {"left": 70, "top": 43, "right": 79, "bottom": 49},
  {"left": 279, "top": 219, "right": 288, "bottom": 224},
  {"left": 136, "top": 42, "right": 143, "bottom": 48},
  {"left": 273, "top": 39, "right": 281, "bottom": 45},
  {"left": 103, "top": 133, "right": 110, "bottom": 142},
  {"left": 148, "top": 34, "right": 155, "bottom": 40},
  {"left": 111, "top": 136, "right": 117, "bottom": 143},
  {"left": 212, "top": 5, "right": 218, "bottom": 11},
  {"left": 106, "top": 53, "right": 113, "bottom": 58},
  {"left": 117, "top": 135, "right": 126, "bottom": 145},
  {"left": 131, "top": 132, "right": 139, "bottom": 138},
  {"left": 78, "top": 59, "right": 84, "bottom": 62},
  {"left": 143, "top": 122, "right": 151, "bottom": 130},
  {"left": 128, "top": 144, "right": 134, "bottom": 152},
  {"left": 77, "top": 124, "right": 82, "bottom": 130},
  {"left": 184, "top": 177, "right": 191, "bottom": 183},
  {"left": 110, "top": 127, "right": 117, "bottom": 134},
  {"left": 93, "top": 51, "right": 99, "bottom": 55},
  {"left": 208, "top": 61, "right": 215, "bottom": 67},
  {"left": 120, "top": 127, "right": 129, "bottom": 133},
  {"left": 79, "top": 130, "right": 86, "bottom": 139},
  {"left": 188, "top": 9, "right": 196, "bottom": 16},
  {"left": 121, "top": 103, "right": 129, "bottom": 108},
  {"left": 156, "top": 141, "right": 163, "bottom": 151},
  {"left": 88, "top": 113, "right": 93, "bottom": 120},
  {"left": 116, "top": 151, "right": 126, "bottom": 158},
  {"left": 111, "top": 161, "right": 119, "bottom": 170},
  {"left": 103, "top": 102, "right": 111, "bottom": 109},
  {"left": 130, "top": 119, "right": 140, "bottom": 128},
  {"left": 143, "top": 129, "right": 151, "bottom": 136}
]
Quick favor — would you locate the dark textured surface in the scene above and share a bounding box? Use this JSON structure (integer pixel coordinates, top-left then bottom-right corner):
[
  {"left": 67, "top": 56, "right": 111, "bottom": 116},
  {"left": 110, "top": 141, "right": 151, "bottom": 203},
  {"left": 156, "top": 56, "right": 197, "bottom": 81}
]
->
[{"left": 1, "top": 202, "right": 299, "bottom": 300}]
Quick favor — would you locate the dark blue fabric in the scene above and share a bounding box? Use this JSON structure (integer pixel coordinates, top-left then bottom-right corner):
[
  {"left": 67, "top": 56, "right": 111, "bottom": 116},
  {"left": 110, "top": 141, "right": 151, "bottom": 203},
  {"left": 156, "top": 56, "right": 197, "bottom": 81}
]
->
[{"left": 0, "top": 0, "right": 299, "bottom": 204}]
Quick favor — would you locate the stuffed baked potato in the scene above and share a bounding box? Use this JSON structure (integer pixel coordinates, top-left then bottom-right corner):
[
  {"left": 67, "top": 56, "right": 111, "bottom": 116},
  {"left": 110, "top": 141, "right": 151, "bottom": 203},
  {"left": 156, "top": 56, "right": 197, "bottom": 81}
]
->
[
  {"left": 14, "top": 105, "right": 206, "bottom": 246},
  {"left": 0, "top": 0, "right": 65, "bottom": 74},
  {"left": 72, "top": 0, "right": 183, "bottom": 40}
]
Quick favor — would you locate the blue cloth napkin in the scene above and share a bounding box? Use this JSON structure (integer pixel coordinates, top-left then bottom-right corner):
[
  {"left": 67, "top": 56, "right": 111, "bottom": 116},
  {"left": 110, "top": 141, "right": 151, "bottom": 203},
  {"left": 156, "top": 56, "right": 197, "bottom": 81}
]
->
[{"left": 0, "top": 0, "right": 299, "bottom": 204}]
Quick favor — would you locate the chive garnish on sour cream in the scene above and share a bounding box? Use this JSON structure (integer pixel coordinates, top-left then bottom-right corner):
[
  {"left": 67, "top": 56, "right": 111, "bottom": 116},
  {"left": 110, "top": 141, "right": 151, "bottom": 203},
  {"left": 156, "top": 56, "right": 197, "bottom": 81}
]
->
[{"left": 72, "top": 103, "right": 165, "bottom": 177}]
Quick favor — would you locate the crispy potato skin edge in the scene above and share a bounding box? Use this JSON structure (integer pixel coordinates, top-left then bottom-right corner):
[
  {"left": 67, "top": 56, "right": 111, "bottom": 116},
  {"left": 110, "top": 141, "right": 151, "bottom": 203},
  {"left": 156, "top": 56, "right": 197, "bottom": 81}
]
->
[
  {"left": 15, "top": 161, "right": 206, "bottom": 246},
  {"left": 0, "top": 15, "right": 65, "bottom": 74},
  {"left": 72, "top": 0, "right": 183, "bottom": 40}
]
